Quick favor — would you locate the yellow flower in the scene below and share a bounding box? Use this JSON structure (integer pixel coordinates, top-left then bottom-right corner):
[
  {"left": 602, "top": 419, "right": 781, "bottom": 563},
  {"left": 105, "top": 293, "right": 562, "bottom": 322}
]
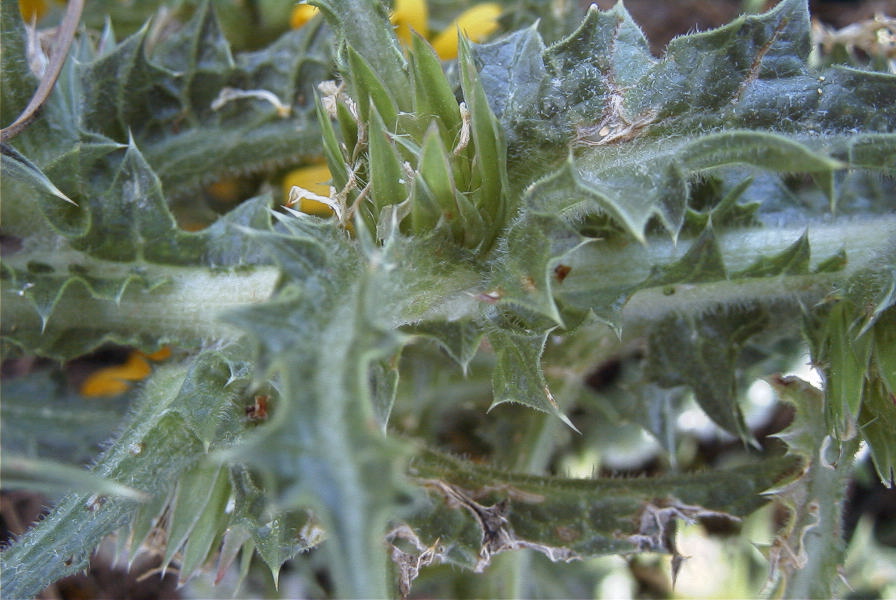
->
[
  {"left": 430, "top": 3, "right": 502, "bottom": 60},
  {"left": 392, "top": 0, "right": 429, "bottom": 45},
  {"left": 282, "top": 162, "right": 335, "bottom": 217},
  {"left": 80, "top": 347, "right": 172, "bottom": 397},
  {"left": 290, "top": 3, "right": 320, "bottom": 29},
  {"left": 290, "top": 0, "right": 502, "bottom": 60},
  {"left": 18, "top": 0, "right": 64, "bottom": 21}
]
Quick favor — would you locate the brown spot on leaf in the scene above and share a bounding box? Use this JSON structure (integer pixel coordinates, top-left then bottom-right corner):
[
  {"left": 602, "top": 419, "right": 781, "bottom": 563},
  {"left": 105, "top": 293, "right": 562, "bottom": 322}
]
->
[
  {"left": 245, "top": 395, "right": 269, "bottom": 421},
  {"left": 553, "top": 264, "right": 572, "bottom": 283}
]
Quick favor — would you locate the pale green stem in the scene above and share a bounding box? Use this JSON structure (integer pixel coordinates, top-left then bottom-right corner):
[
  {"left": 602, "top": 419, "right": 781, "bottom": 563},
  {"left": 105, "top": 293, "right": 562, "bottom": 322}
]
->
[
  {"left": 1, "top": 262, "right": 279, "bottom": 352},
  {"left": 775, "top": 437, "right": 860, "bottom": 598},
  {"left": 563, "top": 214, "right": 896, "bottom": 324},
  {"left": 6, "top": 215, "right": 892, "bottom": 356}
]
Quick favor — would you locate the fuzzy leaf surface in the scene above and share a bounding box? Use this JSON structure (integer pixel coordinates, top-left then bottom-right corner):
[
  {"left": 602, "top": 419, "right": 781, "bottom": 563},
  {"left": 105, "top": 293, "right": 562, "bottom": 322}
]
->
[
  {"left": 400, "top": 447, "right": 800, "bottom": 576},
  {"left": 0, "top": 347, "right": 254, "bottom": 599}
]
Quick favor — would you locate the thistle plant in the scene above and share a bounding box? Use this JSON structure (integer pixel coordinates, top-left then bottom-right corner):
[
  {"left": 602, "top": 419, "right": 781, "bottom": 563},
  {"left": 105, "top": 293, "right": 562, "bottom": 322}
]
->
[{"left": 1, "top": 0, "right": 894, "bottom": 598}]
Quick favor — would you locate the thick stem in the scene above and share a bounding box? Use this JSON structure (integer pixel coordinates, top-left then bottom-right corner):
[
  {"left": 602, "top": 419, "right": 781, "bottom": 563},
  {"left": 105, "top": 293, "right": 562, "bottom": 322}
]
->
[
  {"left": 1, "top": 262, "right": 279, "bottom": 355},
  {"left": 562, "top": 215, "right": 896, "bottom": 324}
]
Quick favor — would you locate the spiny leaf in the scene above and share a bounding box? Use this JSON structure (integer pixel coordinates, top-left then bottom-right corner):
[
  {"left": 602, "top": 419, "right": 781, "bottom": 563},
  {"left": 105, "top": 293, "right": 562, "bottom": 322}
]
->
[
  {"left": 645, "top": 305, "right": 769, "bottom": 442},
  {"left": 0, "top": 346, "right": 253, "bottom": 599},
  {"left": 643, "top": 226, "right": 727, "bottom": 286},
  {"left": 1, "top": 190, "right": 276, "bottom": 359},
  {"left": 402, "top": 320, "right": 485, "bottom": 374},
  {"left": 765, "top": 375, "right": 861, "bottom": 598},
  {"left": 733, "top": 231, "right": 811, "bottom": 278},
  {"left": 0, "top": 455, "right": 147, "bottom": 502},
  {"left": 487, "top": 161, "right": 593, "bottom": 325},
  {"left": 471, "top": 0, "right": 894, "bottom": 241},
  {"left": 488, "top": 328, "right": 577, "bottom": 431},
  {"left": 152, "top": 0, "right": 235, "bottom": 121},
  {"left": 3, "top": 2, "right": 331, "bottom": 200},
  {"left": 399, "top": 446, "right": 799, "bottom": 582},
  {"left": 0, "top": 145, "right": 74, "bottom": 207},
  {"left": 225, "top": 214, "right": 412, "bottom": 598},
  {"left": 80, "top": 23, "right": 179, "bottom": 144},
  {"left": 227, "top": 466, "right": 322, "bottom": 586}
]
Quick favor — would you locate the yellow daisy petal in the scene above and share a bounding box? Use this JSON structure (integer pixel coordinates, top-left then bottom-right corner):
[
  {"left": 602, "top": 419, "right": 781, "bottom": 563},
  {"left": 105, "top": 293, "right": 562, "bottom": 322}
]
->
[
  {"left": 80, "top": 353, "right": 152, "bottom": 398},
  {"left": 431, "top": 3, "right": 502, "bottom": 60},
  {"left": 283, "top": 163, "right": 335, "bottom": 217},
  {"left": 143, "top": 346, "right": 172, "bottom": 362},
  {"left": 391, "top": 0, "right": 429, "bottom": 45},
  {"left": 18, "top": 0, "right": 50, "bottom": 21},
  {"left": 290, "top": 4, "right": 320, "bottom": 29}
]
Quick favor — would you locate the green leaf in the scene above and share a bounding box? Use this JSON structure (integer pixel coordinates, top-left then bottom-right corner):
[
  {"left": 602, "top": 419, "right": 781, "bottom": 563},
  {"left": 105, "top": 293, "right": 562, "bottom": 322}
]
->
[
  {"left": 347, "top": 45, "right": 398, "bottom": 126},
  {"left": 224, "top": 214, "right": 411, "bottom": 598},
  {"left": 3, "top": 1, "right": 331, "bottom": 200},
  {"left": 860, "top": 377, "right": 896, "bottom": 485},
  {"left": 0, "top": 144, "right": 75, "bottom": 207},
  {"left": 79, "top": 23, "right": 179, "bottom": 144},
  {"left": 151, "top": 1, "right": 235, "bottom": 122},
  {"left": 733, "top": 230, "right": 811, "bottom": 278},
  {"left": 487, "top": 161, "right": 593, "bottom": 326},
  {"left": 368, "top": 107, "right": 407, "bottom": 213},
  {"left": 458, "top": 37, "right": 508, "bottom": 240},
  {"left": 0, "top": 455, "right": 147, "bottom": 502},
  {"left": 766, "top": 375, "right": 861, "bottom": 598},
  {"left": 402, "top": 320, "right": 485, "bottom": 374},
  {"left": 312, "top": 0, "right": 409, "bottom": 110},
  {"left": 677, "top": 131, "right": 843, "bottom": 173},
  {"left": 417, "top": 124, "right": 458, "bottom": 225},
  {"left": 846, "top": 133, "right": 896, "bottom": 170},
  {"left": 0, "top": 0, "right": 36, "bottom": 129},
  {"left": 410, "top": 32, "right": 462, "bottom": 135},
  {"left": 315, "top": 92, "right": 350, "bottom": 191},
  {"left": 643, "top": 226, "right": 727, "bottom": 286},
  {"left": 1, "top": 187, "right": 277, "bottom": 360},
  {"left": 0, "top": 347, "right": 252, "bottom": 599},
  {"left": 873, "top": 308, "right": 896, "bottom": 394},
  {"left": 227, "top": 466, "right": 321, "bottom": 586},
  {"left": 163, "top": 461, "right": 231, "bottom": 578},
  {"left": 470, "top": 0, "right": 893, "bottom": 241},
  {"left": 645, "top": 305, "right": 769, "bottom": 442},
  {"left": 178, "top": 465, "right": 230, "bottom": 584},
  {"left": 488, "top": 328, "right": 577, "bottom": 431},
  {"left": 400, "top": 447, "right": 800, "bottom": 578},
  {"left": 822, "top": 302, "right": 873, "bottom": 439}
]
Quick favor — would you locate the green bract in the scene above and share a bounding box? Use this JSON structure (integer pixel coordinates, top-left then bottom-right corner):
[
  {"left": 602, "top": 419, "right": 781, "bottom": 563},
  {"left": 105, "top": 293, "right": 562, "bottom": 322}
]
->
[{"left": 1, "top": 0, "right": 894, "bottom": 598}]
